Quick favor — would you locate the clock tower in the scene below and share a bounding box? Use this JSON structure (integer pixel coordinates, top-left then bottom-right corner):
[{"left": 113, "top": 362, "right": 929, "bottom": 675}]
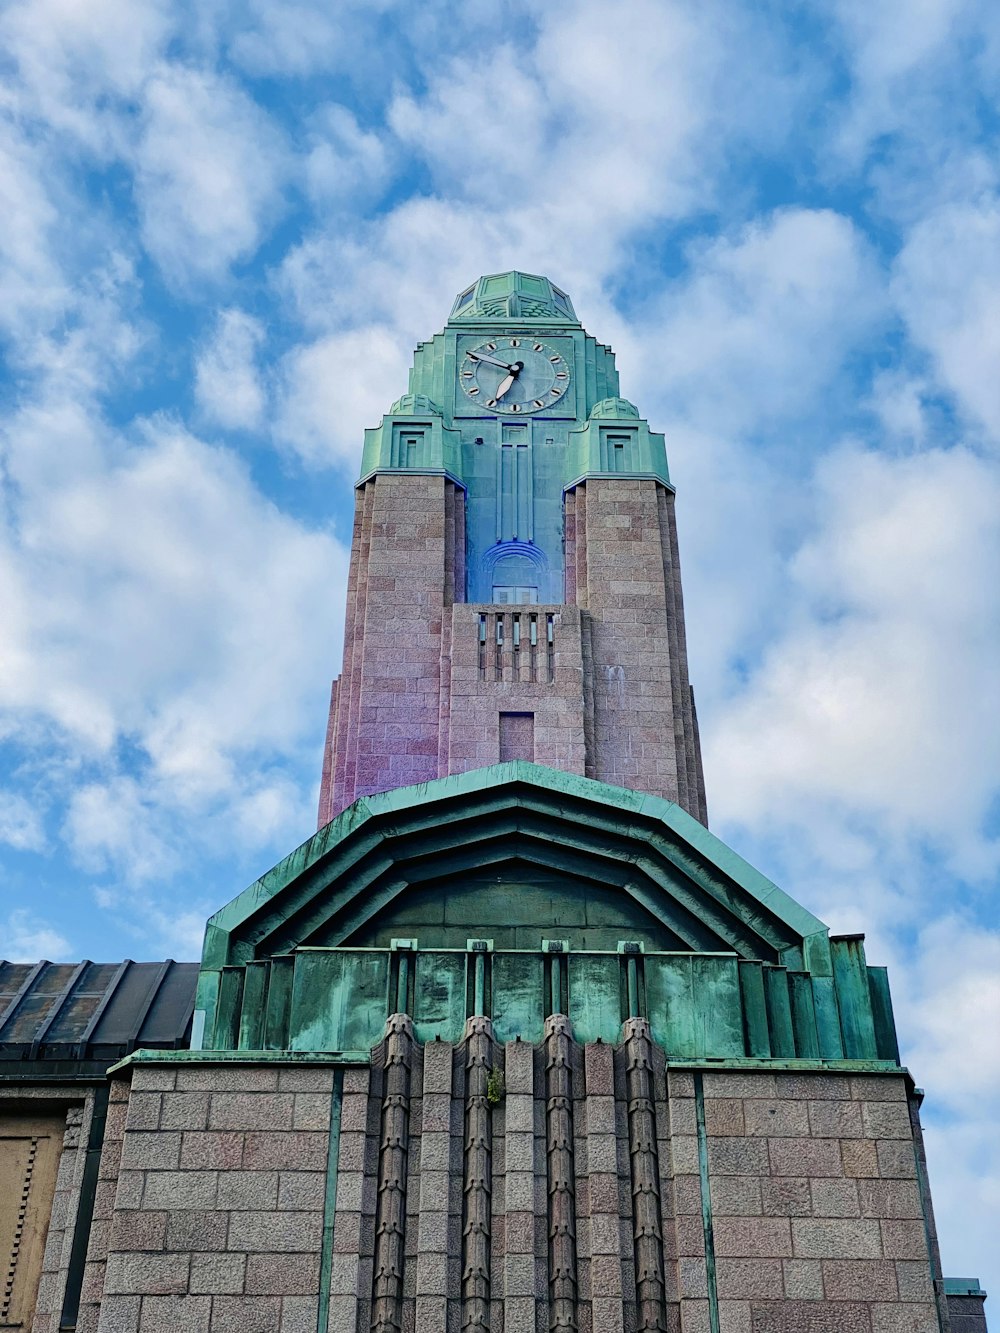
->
[{"left": 318, "top": 271, "right": 708, "bottom": 825}]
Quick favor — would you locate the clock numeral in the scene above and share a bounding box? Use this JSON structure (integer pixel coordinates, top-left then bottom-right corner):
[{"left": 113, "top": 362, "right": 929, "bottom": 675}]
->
[
  {"left": 533, "top": 399, "right": 544, "bottom": 408},
  {"left": 468, "top": 386, "right": 480, "bottom": 395}
]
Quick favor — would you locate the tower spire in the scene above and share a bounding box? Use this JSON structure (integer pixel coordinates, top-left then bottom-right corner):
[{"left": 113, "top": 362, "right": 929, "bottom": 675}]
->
[{"left": 318, "top": 274, "right": 706, "bottom": 826}]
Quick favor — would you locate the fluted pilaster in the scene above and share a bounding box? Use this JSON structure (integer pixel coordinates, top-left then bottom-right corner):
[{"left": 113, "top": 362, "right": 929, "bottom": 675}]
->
[
  {"left": 371, "top": 1014, "right": 415, "bottom": 1333},
  {"left": 544, "top": 1014, "right": 578, "bottom": 1332},
  {"left": 461, "top": 1015, "right": 495, "bottom": 1333},
  {"left": 622, "top": 1017, "right": 668, "bottom": 1333}
]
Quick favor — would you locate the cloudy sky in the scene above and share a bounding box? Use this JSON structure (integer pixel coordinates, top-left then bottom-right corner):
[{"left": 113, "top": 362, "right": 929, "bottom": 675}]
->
[{"left": 1, "top": 0, "right": 998, "bottom": 1294}]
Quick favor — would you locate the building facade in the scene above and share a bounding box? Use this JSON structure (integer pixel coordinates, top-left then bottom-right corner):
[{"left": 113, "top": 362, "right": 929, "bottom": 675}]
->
[{"left": 1, "top": 273, "right": 989, "bottom": 1333}]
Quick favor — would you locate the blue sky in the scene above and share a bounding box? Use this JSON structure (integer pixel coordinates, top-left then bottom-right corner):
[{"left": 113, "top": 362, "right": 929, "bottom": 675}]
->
[{"left": 1, "top": 0, "right": 998, "bottom": 1294}]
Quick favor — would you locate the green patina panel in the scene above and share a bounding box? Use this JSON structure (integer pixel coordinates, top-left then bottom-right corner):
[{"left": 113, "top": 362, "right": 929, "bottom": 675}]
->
[
  {"left": 264, "top": 956, "right": 294, "bottom": 1050},
  {"left": 193, "top": 969, "right": 220, "bottom": 1051},
  {"left": 646, "top": 955, "right": 696, "bottom": 1056},
  {"left": 214, "top": 967, "right": 244, "bottom": 1051},
  {"left": 692, "top": 956, "right": 744, "bottom": 1057},
  {"left": 831, "top": 937, "right": 878, "bottom": 1059},
  {"left": 413, "top": 951, "right": 467, "bottom": 1044},
  {"left": 764, "top": 968, "right": 796, "bottom": 1058},
  {"left": 343, "top": 871, "right": 687, "bottom": 954},
  {"left": 290, "top": 950, "right": 389, "bottom": 1053},
  {"left": 238, "top": 961, "right": 269, "bottom": 1051},
  {"left": 789, "top": 972, "right": 820, "bottom": 1058},
  {"left": 738, "top": 961, "right": 770, "bottom": 1058},
  {"left": 647, "top": 954, "right": 743, "bottom": 1058},
  {"left": 867, "top": 966, "right": 900, "bottom": 1064},
  {"left": 568, "top": 953, "right": 622, "bottom": 1043},
  {"left": 811, "top": 975, "right": 845, "bottom": 1059},
  {"left": 492, "top": 952, "right": 545, "bottom": 1043}
]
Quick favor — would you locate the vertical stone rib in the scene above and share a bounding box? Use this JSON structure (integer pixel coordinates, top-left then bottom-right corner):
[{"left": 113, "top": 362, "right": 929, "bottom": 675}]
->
[
  {"left": 462, "top": 1016, "right": 494, "bottom": 1333},
  {"left": 623, "top": 1018, "right": 668, "bottom": 1333},
  {"left": 544, "top": 1014, "right": 578, "bottom": 1332},
  {"left": 656, "top": 487, "right": 689, "bottom": 815},
  {"left": 371, "top": 1014, "right": 414, "bottom": 1333}
]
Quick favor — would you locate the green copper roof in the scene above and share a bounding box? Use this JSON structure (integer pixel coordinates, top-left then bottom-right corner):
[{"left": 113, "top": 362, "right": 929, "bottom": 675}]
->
[
  {"left": 201, "top": 762, "right": 828, "bottom": 970},
  {"left": 450, "top": 272, "right": 578, "bottom": 321},
  {"left": 591, "top": 396, "right": 640, "bottom": 418},
  {"left": 190, "top": 765, "right": 901, "bottom": 1062}
]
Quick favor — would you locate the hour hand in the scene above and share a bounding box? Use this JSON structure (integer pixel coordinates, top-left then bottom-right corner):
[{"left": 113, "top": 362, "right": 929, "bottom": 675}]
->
[{"left": 468, "top": 350, "right": 515, "bottom": 371}]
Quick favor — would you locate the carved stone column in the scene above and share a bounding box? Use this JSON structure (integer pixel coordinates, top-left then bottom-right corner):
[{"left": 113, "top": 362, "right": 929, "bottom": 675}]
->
[
  {"left": 462, "top": 1015, "right": 495, "bottom": 1333},
  {"left": 623, "top": 1017, "right": 668, "bottom": 1333},
  {"left": 544, "top": 1013, "right": 578, "bottom": 1332},
  {"left": 371, "top": 1013, "right": 415, "bottom": 1333}
]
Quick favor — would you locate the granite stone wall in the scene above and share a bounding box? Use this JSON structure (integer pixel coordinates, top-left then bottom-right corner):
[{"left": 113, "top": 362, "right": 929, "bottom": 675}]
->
[
  {"left": 85, "top": 1064, "right": 337, "bottom": 1333},
  {"left": 81, "top": 1041, "right": 949, "bottom": 1333},
  {"left": 319, "top": 473, "right": 708, "bottom": 828},
  {"left": 564, "top": 478, "right": 706, "bottom": 820}
]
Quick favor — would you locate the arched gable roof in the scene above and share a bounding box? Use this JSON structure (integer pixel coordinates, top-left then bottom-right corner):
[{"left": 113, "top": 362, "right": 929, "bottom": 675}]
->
[{"left": 201, "top": 763, "right": 832, "bottom": 976}]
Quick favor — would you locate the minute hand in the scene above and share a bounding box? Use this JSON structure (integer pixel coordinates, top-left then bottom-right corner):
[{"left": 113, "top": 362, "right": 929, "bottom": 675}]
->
[{"left": 468, "top": 350, "right": 516, "bottom": 371}]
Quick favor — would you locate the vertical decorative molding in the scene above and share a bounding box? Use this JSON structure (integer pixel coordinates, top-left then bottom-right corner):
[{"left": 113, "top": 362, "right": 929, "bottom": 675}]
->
[
  {"left": 544, "top": 1014, "right": 578, "bottom": 1332},
  {"left": 622, "top": 1017, "right": 668, "bottom": 1333},
  {"left": 2, "top": 1136, "right": 39, "bottom": 1322},
  {"left": 461, "top": 1014, "right": 495, "bottom": 1333},
  {"left": 371, "top": 1014, "right": 415, "bottom": 1333},
  {"left": 316, "top": 1069, "right": 344, "bottom": 1333},
  {"left": 693, "top": 1073, "right": 721, "bottom": 1333}
]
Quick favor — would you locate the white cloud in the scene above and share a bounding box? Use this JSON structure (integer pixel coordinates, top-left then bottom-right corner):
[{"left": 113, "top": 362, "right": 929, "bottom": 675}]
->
[
  {"left": 1, "top": 394, "right": 350, "bottom": 876},
  {"left": 0, "top": 0, "right": 173, "bottom": 153},
  {"left": 3, "top": 909, "right": 71, "bottom": 961},
  {"left": 904, "top": 916, "right": 1000, "bottom": 1107},
  {"left": 893, "top": 195, "right": 1000, "bottom": 442},
  {"left": 195, "top": 308, "right": 267, "bottom": 431},
  {"left": 705, "top": 443, "right": 1000, "bottom": 877},
  {"left": 274, "top": 325, "right": 411, "bottom": 468},
  {"left": 0, "top": 791, "right": 46, "bottom": 852},
  {"left": 637, "top": 209, "right": 886, "bottom": 434},
  {"left": 304, "top": 104, "right": 390, "bottom": 207},
  {"left": 134, "top": 64, "right": 289, "bottom": 283}
]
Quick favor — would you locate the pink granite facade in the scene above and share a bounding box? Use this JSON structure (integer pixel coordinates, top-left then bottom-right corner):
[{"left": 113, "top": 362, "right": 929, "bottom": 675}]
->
[
  {"left": 319, "top": 475, "right": 707, "bottom": 825},
  {"left": 72, "top": 1037, "right": 950, "bottom": 1333}
]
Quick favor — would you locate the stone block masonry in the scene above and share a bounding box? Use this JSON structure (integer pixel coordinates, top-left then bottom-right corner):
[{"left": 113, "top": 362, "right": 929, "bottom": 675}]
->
[
  {"left": 319, "top": 472, "right": 708, "bottom": 826},
  {"left": 89, "top": 1065, "right": 337, "bottom": 1333},
  {"left": 82, "top": 1047, "right": 946, "bottom": 1333}
]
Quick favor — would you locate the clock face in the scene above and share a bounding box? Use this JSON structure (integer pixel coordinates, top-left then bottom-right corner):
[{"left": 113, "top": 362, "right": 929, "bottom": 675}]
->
[{"left": 459, "top": 337, "right": 571, "bottom": 414}]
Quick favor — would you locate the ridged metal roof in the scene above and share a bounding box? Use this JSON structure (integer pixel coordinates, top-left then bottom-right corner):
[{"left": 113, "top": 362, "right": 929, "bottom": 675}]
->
[{"left": 0, "top": 958, "right": 197, "bottom": 1067}]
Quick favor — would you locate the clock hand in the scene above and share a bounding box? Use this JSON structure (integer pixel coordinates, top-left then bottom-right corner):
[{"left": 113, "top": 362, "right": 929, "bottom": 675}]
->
[
  {"left": 494, "top": 368, "right": 519, "bottom": 400},
  {"left": 468, "top": 350, "right": 517, "bottom": 371}
]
